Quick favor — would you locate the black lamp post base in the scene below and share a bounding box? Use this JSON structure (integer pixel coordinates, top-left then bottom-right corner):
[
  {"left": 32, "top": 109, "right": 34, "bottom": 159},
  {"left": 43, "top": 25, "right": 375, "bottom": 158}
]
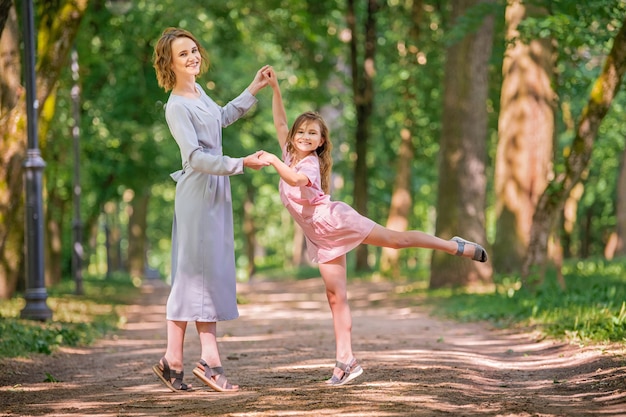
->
[{"left": 20, "top": 288, "right": 53, "bottom": 321}]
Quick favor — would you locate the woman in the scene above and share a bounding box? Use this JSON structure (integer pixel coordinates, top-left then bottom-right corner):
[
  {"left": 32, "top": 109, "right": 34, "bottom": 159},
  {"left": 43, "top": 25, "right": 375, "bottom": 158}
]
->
[{"left": 151, "top": 27, "right": 269, "bottom": 393}]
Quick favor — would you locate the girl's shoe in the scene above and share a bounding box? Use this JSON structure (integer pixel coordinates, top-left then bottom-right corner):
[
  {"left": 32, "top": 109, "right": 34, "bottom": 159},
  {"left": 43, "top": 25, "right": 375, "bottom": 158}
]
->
[
  {"left": 452, "top": 236, "right": 488, "bottom": 262},
  {"left": 326, "top": 358, "right": 363, "bottom": 386}
]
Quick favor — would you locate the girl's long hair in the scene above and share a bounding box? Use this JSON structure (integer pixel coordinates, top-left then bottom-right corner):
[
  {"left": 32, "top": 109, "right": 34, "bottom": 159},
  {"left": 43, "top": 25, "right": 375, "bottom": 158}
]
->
[
  {"left": 153, "top": 27, "right": 209, "bottom": 92},
  {"left": 286, "top": 112, "right": 333, "bottom": 194}
]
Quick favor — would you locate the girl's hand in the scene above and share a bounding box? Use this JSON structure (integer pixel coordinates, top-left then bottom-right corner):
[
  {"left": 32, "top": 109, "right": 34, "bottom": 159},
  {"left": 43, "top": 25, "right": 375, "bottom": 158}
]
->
[
  {"left": 243, "top": 151, "right": 270, "bottom": 170},
  {"left": 248, "top": 65, "right": 271, "bottom": 95},
  {"left": 263, "top": 67, "right": 279, "bottom": 89},
  {"left": 258, "top": 151, "right": 278, "bottom": 165}
]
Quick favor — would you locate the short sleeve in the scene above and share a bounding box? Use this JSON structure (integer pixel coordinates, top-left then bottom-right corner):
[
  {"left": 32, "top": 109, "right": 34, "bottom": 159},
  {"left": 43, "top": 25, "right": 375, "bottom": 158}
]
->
[{"left": 296, "top": 155, "right": 322, "bottom": 189}]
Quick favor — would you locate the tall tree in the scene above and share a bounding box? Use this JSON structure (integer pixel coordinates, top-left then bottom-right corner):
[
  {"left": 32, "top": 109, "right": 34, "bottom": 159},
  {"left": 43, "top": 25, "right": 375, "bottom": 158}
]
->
[
  {"left": 0, "top": 2, "right": 23, "bottom": 299},
  {"left": 0, "top": 0, "right": 11, "bottom": 34},
  {"left": 430, "top": 0, "right": 494, "bottom": 288},
  {"left": 0, "top": 0, "right": 87, "bottom": 299},
  {"left": 347, "top": 0, "right": 380, "bottom": 270},
  {"left": 614, "top": 147, "right": 626, "bottom": 257},
  {"left": 379, "top": 0, "right": 423, "bottom": 277},
  {"left": 523, "top": 16, "right": 626, "bottom": 279},
  {"left": 493, "top": 0, "right": 555, "bottom": 273}
]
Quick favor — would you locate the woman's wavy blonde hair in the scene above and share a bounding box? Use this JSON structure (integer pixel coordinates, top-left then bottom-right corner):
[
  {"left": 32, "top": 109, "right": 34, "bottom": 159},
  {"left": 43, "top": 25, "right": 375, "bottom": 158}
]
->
[
  {"left": 286, "top": 111, "right": 333, "bottom": 194},
  {"left": 153, "top": 27, "right": 209, "bottom": 91}
]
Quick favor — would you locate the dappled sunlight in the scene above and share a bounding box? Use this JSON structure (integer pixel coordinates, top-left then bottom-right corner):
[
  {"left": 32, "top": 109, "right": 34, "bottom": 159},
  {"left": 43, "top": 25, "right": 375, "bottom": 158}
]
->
[
  {"left": 229, "top": 409, "right": 397, "bottom": 417},
  {"left": 238, "top": 303, "right": 331, "bottom": 321},
  {"left": 273, "top": 362, "right": 328, "bottom": 371},
  {"left": 220, "top": 333, "right": 290, "bottom": 343},
  {"left": 123, "top": 320, "right": 166, "bottom": 331},
  {"left": 371, "top": 345, "right": 592, "bottom": 370},
  {"left": 3, "top": 279, "right": 623, "bottom": 416}
]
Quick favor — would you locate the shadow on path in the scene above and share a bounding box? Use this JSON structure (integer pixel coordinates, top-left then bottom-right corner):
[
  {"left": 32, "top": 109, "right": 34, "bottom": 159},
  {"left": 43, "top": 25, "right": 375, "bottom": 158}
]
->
[{"left": 1, "top": 278, "right": 624, "bottom": 416}]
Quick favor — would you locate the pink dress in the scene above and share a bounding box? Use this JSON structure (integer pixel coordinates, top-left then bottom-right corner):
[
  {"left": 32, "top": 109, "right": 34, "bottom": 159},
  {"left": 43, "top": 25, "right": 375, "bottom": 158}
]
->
[{"left": 279, "top": 148, "right": 376, "bottom": 263}]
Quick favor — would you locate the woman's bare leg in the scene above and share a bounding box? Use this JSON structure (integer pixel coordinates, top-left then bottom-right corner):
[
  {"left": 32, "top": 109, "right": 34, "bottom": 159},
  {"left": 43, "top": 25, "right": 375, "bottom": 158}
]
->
[
  {"left": 196, "top": 321, "right": 239, "bottom": 389},
  {"left": 196, "top": 321, "right": 220, "bottom": 366},
  {"left": 319, "top": 254, "right": 354, "bottom": 379},
  {"left": 154, "top": 319, "right": 192, "bottom": 388},
  {"left": 164, "top": 320, "right": 187, "bottom": 371}
]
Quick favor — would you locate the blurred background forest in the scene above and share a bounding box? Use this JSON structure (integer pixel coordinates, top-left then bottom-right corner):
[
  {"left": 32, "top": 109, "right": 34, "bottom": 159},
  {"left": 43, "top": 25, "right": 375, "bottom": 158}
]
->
[{"left": 1, "top": 0, "right": 626, "bottom": 302}]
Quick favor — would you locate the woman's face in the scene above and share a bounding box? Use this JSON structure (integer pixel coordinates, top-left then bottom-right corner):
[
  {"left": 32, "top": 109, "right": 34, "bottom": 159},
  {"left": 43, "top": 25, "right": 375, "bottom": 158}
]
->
[{"left": 170, "top": 36, "right": 202, "bottom": 80}]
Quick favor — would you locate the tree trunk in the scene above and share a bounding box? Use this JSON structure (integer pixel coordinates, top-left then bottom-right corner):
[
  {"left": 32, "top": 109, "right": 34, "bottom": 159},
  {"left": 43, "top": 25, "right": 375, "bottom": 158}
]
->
[
  {"left": 128, "top": 190, "right": 149, "bottom": 281},
  {"left": 0, "top": 5, "right": 24, "bottom": 299},
  {"left": 380, "top": 128, "right": 414, "bottom": 277},
  {"left": 105, "top": 201, "right": 123, "bottom": 275},
  {"left": 0, "top": 3, "right": 18, "bottom": 113},
  {"left": 379, "top": 0, "right": 422, "bottom": 278},
  {"left": 523, "top": 16, "right": 626, "bottom": 279},
  {"left": 347, "top": 0, "right": 379, "bottom": 270},
  {"left": 44, "top": 191, "right": 67, "bottom": 287},
  {"left": 291, "top": 222, "right": 308, "bottom": 268},
  {"left": 613, "top": 147, "right": 626, "bottom": 257},
  {"left": 494, "top": 0, "right": 556, "bottom": 273},
  {"left": 430, "top": 0, "right": 494, "bottom": 288},
  {"left": 0, "top": 0, "right": 11, "bottom": 36},
  {"left": 243, "top": 186, "right": 256, "bottom": 279},
  {"left": 0, "top": 0, "right": 87, "bottom": 299}
]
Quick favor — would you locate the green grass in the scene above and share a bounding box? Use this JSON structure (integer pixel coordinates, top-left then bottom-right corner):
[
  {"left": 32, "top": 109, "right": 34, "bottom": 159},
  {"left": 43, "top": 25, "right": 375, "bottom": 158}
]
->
[
  {"left": 409, "top": 258, "right": 626, "bottom": 343},
  {"left": 0, "top": 274, "right": 141, "bottom": 358}
]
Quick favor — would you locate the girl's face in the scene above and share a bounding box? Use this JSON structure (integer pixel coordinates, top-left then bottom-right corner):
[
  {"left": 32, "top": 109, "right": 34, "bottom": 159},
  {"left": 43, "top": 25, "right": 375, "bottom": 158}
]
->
[
  {"left": 170, "top": 36, "right": 202, "bottom": 79},
  {"left": 292, "top": 120, "right": 324, "bottom": 155}
]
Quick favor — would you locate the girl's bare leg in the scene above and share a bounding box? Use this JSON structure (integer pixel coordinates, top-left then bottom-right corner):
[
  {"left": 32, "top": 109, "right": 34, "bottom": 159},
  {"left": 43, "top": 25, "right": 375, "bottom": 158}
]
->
[
  {"left": 319, "top": 254, "right": 354, "bottom": 380},
  {"left": 362, "top": 224, "right": 481, "bottom": 258}
]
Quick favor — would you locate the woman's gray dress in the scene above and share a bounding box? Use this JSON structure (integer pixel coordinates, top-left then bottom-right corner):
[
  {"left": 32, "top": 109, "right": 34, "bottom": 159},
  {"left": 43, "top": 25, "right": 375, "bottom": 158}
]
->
[{"left": 164, "top": 84, "right": 256, "bottom": 322}]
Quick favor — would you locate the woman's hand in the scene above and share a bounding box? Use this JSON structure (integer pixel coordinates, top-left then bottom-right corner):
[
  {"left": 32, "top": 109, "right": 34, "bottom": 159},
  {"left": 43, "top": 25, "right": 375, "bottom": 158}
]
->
[
  {"left": 243, "top": 151, "right": 271, "bottom": 170},
  {"left": 263, "top": 67, "right": 279, "bottom": 89},
  {"left": 247, "top": 65, "right": 272, "bottom": 95},
  {"left": 257, "top": 151, "right": 279, "bottom": 166}
]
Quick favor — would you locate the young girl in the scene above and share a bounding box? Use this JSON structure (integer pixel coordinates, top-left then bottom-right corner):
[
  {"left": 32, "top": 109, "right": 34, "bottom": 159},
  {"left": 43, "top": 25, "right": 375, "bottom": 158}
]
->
[{"left": 259, "top": 67, "right": 488, "bottom": 386}]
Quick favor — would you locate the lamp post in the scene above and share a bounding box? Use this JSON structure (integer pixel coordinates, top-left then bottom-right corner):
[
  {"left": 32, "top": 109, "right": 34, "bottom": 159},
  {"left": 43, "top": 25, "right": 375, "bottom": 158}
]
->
[
  {"left": 71, "top": 48, "right": 84, "bottom": 295},
  {"left": 20, "top": 0, "right": 52, "bottom": 321}
]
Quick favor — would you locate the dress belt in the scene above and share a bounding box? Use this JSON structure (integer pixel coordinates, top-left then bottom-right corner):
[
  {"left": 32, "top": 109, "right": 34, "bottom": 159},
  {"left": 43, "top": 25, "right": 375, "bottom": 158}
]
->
[{"left": 170, "top": 146, "right": 223, "bottom": 182}]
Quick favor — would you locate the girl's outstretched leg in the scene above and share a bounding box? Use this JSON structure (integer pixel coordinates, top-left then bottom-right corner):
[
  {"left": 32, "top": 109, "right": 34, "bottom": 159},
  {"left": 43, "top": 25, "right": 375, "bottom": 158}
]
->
[
  {"left": 362, "top": 224, "right": 488, "bottom": 262},
  {"left": 319, "top": 255, "right": 363, "bottom": 385}
]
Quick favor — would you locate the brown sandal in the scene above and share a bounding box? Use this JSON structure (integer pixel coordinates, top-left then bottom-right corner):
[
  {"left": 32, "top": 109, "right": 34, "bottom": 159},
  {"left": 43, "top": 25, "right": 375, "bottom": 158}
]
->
[
  {"left": 193, "top": 359, "right": 239, "bottom": 392},
  {"left": 152, "top": 357, "right": 192, "bottom": 392}
]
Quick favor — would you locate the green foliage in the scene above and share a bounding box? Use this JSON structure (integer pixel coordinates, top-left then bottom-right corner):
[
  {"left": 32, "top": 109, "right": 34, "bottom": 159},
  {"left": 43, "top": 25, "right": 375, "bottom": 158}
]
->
[
  {"left": 28, "top": 0, "right": 626, "bottom": 287},
  {"left": 0, "top": 319, "right": 100, "bottom": 357},
  {"left": 416, "top": 258, "right": 626, "bottom": 343},
  {"left": 0, "top": 275, "right": 138, "bottom": 358}
]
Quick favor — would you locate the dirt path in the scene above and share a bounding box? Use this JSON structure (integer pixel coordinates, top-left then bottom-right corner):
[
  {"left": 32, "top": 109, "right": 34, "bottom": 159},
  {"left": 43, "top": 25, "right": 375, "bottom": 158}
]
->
[{"left": 1, "top": 278, "right": 625, "bottom": 417}]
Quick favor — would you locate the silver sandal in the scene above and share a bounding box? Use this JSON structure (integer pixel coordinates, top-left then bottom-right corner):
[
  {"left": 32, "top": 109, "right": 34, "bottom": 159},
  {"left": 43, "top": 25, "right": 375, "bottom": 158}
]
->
[
  {"left": 326, "top": 358, "right": 363, "bottom": 386},
  {"left": 452, "top": 236, "right": 488, "bottom": 262}
]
